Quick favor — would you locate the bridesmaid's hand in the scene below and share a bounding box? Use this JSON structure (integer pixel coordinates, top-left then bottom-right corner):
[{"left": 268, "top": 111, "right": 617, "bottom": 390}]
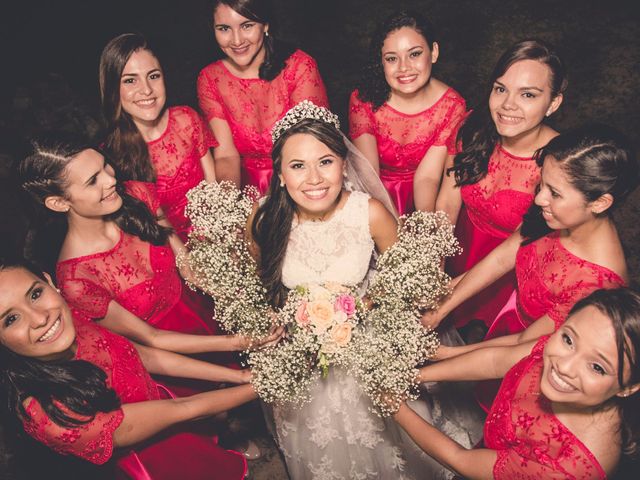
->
[
  {"left": 234, "top": 368, "right": 252, "bottom": 384},
  {"left": 236, "top": 325, "right": 285, "bottom": 351},
  {"left": 420, "top": 308, "right": 445, "bottom": 330}
]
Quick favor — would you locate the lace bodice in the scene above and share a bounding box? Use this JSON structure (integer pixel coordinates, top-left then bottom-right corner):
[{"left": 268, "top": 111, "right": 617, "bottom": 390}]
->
[
  {"left": 485, "top": 337, "right": 607, "bottom": 479},
  {"left": 282, "top": 191, "right": 374, "bottom": 289},
  {"left": 461, "top": 145, "right": 540, "bottom": 239},
  {"left": 23, "top": 315, "right": 159, "bottom": 465},
  {"left": 515, "top": 232, "right": 625, "bottom": 328},
  {"left": 348, "top": 88, "right": 467, "bottom": 170},
  {"left": 147, "top": 106, "right": 217, "bottom": 240},
  {"left": 197, "top": 50, "right": 328, "bottom": 162}
]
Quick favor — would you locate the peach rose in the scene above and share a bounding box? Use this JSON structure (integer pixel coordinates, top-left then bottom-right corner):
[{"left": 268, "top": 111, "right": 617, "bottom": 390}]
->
[
  {"left": 295, "top": 301, "right": 310, "bottom": 327},
  {"left": 308, "top": 284, "right": 331, "bottom": 301},
  {"left": 334, "top": 294, "right": 356, "bottom": 317},
  {"left": 307, "top": 300, "right": 334, "bottom": 332},
  {"left": 330, "top": 322, "right": 353, "bottom": 347},
  {"left": 333, "top": 310, "right": 348, "bottom": 324}
]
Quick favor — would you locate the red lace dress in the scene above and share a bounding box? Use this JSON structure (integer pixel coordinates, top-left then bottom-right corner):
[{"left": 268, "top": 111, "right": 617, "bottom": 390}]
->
[
  {"left": 198, "top": 49, "right": 329, "bottom": 194},
  {"left": 348, "top": 88, "right": 466, "bottom": 215},
  {"left": 484, "top": 336, "right": 608, "bottom": 479},
  {"left": 147, "top": 106, "right": 217, "bottom": 242},
  {"left": 447, "top": 145, "right": 541, "bottom": 328},
  {"left": 476, "top": 230, "right": 626, "bottom": 411},
  {"left": 22, "top": 314, "right": 247, "bottom": 480}
]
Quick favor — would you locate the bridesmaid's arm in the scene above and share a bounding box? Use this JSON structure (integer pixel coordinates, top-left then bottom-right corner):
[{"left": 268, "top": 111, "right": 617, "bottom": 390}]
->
[
  {"left": 414, "top": 145, "right": 448, "bottom": 212},
  {"left": 199, "top": 149, "right": 217, "bottom": 183},
  {"left": 114, "top": 384, "right": 256, "bottom": 447},
  {"left": 208, "top": 118, "right": 241, "bottom": 187},
  {"left": 353, "top": 134, "right": 380, "bottom": 174},
  {"left": 434, "top": 154, "right": 462, "bottom": 225},
  {"left": 419, "top": 339, "right": 535, "bottom": 383},
  {"left": 368, "top": 197, "right": 398, "bottom": 253},
  {"left": 436, "top": 313, "right": 555, "bottom": 360},
  {"left": 100, "top": 301, "right": 280, "bottom": 353},
  {"left": 393, "top": 403, "right": 496, "bottom": 480},
  {"left": 132, "top": 341, "right": 250, "bottom": 384},
  {"left": 421, "top": 231, "right": 521, "bottom": 329}
]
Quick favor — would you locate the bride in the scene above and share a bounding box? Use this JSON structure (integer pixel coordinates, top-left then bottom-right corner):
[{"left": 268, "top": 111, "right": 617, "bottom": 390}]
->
[{"left": 245, "top": 101, "right": 482, "bottom": 479}]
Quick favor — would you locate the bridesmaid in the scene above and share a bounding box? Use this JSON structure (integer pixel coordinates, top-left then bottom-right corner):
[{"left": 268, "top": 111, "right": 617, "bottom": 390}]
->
[
  {"left": 100, "top": 33, "right": 216, "bottom": 243},
  {"left": 422, "top": 124, "right": 637, "bottom": 391},
  {"left": 396, "top": 288, "right": 640, "bottom": 480},
  {"left": 0, "top": 256, "right": 255, "bottom": 479},
  {"left": 350, "top": 10, "right": 467, "bottom": 215},
  {"left": 197, "top": 0, "right": 329, "bottom": 194},
  {"left": 436, "top": 39, "right": 567, "bottom": 330},
  {"left": 17, "top": 135, "right": 278, "bottom": 373}
]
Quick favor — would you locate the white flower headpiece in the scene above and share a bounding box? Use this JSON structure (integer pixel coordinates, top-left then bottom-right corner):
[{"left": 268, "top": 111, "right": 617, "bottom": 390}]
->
[{"left": 271, "top": 100, "right": 340, "bottom": 143}]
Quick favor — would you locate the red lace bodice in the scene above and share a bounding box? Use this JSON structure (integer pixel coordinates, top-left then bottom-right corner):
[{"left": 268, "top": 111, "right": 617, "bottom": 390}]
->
[
  {"left": 147, "top": 106, "right": 217, "bottom": 240},
  {"left": 485, "top": 336, "right": 607, "bottom": 479},
  {"left": 23, "top": 315, "right": 159, "bottom": 465},
  {"left": 515, "top": 232, "right": 625, "bottom": 328},
  {"left": 348, "top": 88, "right": 466, "bottom": 170},
  {"left": 56, "top": 230, "right": 181, "bottom": 326},
  {"left": 461, "top": 145, "right": 540, "bottom": 239},
  {"left": 197, "top": 49, "right": 328, "bottom": 165}
]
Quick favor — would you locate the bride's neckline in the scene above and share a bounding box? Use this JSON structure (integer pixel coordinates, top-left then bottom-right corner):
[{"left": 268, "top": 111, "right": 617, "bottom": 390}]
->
[{"left": 294, "top": 191, "right": 352, "bottom": 226}]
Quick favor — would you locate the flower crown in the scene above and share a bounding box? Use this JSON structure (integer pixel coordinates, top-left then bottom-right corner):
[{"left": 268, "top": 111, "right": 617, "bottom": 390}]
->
[{"left": 271, "top": 100, "right": 340, "bottom": 143}]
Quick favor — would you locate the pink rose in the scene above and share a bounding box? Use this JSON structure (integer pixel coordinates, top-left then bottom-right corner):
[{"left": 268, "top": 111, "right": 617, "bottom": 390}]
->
[
  {"left": 334, "top": 294, "right": 356, "bottom": 317},
  {"left": 295, "top": 301, "right": 310, "bottom": 327}
]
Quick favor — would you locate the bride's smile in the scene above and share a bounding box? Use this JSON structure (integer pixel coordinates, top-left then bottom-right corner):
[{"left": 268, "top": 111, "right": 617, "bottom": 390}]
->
[{"left": 278, "top": 132, "right": 346, "bottom": 222}]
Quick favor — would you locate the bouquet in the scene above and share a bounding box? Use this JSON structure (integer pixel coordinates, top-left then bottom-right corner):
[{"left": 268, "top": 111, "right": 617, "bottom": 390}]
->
[{"left": 183, "top": 181, "right": 459, "bottom": 415}]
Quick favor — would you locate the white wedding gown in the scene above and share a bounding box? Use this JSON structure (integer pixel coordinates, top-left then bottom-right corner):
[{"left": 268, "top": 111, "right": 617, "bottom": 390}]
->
[{"left": 269, "top": 191, "right": 483, "bottom": 480}]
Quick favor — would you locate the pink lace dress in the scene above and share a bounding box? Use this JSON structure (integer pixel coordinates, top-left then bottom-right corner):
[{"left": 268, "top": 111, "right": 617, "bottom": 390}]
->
[
  {"left": 22, "top": 314, "right": 247, "bottom": 480},
  {"left": 348, "top": 88, "right": 466, "bottom": 215},
  {"left": 484, "top": 336, "right": 608, "bottom": 479},
  {"left": 147, "top": 106, "right": 217, "bottom": 242},
  {"left": 197, "top": 50, "right": 329, "bottom": 194},
  {"left": 447, "top": 145, "right": 540, "bottom": 328}
]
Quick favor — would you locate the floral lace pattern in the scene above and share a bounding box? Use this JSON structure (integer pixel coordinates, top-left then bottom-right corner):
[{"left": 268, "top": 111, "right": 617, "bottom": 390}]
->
[
  {"left": 282, "top": 191, "right": 374, "bottom": 289},
  {"left": 147, "top": 106, "right": 217, "bottom": 240},
  {"left": 22, "top": 317, "right": 158, "bottom": 464},
  {"left": 348, "top": 88, "right": 466, "bottom": 214},
  {"left": 461, "top": 145, "right": 540, "bottom": 238},
  {"left": 485, "top": 337, "right": 607, "bottom": 479},
  {"left": 516, "top": 231, "right": 625, "bottom": 327},
  {"left": 56, "top": 229, "right": 182, "bottom": 326},
  {"left": 197, "top": 50, "right": 328, "bottom": 191}
]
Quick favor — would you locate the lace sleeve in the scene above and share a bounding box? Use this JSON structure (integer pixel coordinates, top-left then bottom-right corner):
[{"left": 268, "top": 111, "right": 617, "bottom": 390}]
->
[
  {"left": 348, "top": 90, "right": 375, "bottom": 140},
  {"left": 287, "top": 51, "right": 329, "bottom": 107},
  {"left": 58, "top": 275, "right": 112, "bottom": 320},
  {"left": 433, "top": 94, "right": 468, "bottom": 154},
  {"left": 124, "top": 180, "right": 160, "bottom": 214},
  {"left": 197, "top": 66, "right": 226, "bottom": 122},
  {"left": 190, "top": 107, "right": 218, "bottom": 154},
  {"left": 22, "top": 398, "right": 124, "bottom": 465}
]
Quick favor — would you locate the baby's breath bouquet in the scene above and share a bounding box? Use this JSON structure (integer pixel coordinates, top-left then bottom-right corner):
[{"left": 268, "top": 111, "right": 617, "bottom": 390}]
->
[
  {"left": 182, "top": 181, "right": 272, "bottom": 338},
  {"left": 249, "top": 283, "right": 364, "bottom": 404},
  {"left": 182, "top": 182, "right": 460, "bottom": 416}
]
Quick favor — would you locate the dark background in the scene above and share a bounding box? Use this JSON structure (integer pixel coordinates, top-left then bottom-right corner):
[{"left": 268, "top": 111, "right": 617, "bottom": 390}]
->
[{"left": 0, "top": 0, "right": 638, "bottom": 477}]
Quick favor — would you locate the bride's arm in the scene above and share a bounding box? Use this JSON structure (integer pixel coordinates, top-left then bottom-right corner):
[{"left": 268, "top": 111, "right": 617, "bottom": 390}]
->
[{"left": 368, "top": 198, "right": 398, "bottom": 253}]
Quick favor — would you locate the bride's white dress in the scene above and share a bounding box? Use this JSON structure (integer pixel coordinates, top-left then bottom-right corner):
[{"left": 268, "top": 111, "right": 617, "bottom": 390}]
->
[{"left": 270, "top": 191, "right": 483, "bottom": 480}]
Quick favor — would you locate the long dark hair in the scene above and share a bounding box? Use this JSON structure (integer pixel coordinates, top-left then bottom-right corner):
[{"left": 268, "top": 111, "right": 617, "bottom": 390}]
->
[
  {"left": 451, "top": 39, "right": 568, "bottom": 186},
  {"left": 521, "top": 124, "right": 638, "bottom": 243},
  {"left": 17, "top": 133, "right": 171, "bottom": 275},
  {"left": 252, "top": 119, "right": 348, "bottom": 308},
  {"left": 210, "top": 0, "right": 296, "bottom": 80},
  {"left": 356, "top": 10, "right": 437, "bottom": 110},
  {"left": 0, "top": 257, "right": 121, "bottom": 430},
  {"left": 99, "top": 33, "right": 160, "bottom": 182},
  {"left": 568, "top": 288, "right": 640, "bottom": 458}
]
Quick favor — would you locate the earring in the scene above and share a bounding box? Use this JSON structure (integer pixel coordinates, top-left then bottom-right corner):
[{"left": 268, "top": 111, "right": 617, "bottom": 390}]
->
[
  {"left": 280, "top": 179, "right": 285, "bottom": 187},
  {"left": 265, "top": 31, "right": 270, "bottom": 37}
]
